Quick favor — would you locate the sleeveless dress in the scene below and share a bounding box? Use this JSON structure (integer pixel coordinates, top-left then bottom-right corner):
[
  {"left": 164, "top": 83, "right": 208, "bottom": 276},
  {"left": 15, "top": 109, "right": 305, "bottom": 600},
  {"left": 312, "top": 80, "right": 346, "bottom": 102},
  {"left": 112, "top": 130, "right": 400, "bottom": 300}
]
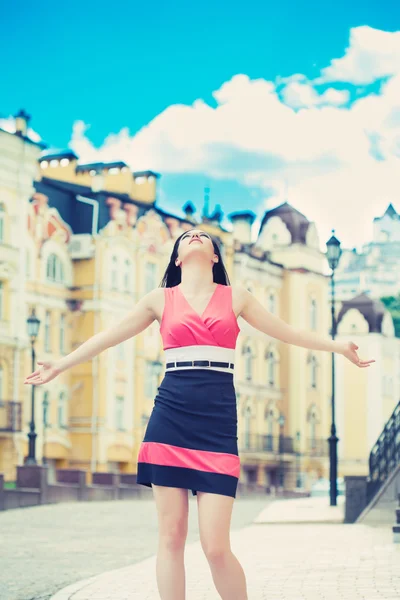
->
[{"left": 136, "top": 283, "right": 241, "bottom": 498}]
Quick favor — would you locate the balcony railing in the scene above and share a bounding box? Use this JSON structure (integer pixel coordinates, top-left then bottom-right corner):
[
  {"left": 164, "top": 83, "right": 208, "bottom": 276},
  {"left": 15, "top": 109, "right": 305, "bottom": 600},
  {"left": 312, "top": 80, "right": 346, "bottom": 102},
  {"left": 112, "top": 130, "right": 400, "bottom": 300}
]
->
[
  {"left": 0, "top": 401, "right": 22, "bottom": 432},
  {"left": 240, "top": 434, "right": 295, "bottom": 454},
  {"left": 306, "top": 437, "right": 329, "bottom": 457},
  {"left": 240, "top": 434, "right": 330, "bottom": 457}
]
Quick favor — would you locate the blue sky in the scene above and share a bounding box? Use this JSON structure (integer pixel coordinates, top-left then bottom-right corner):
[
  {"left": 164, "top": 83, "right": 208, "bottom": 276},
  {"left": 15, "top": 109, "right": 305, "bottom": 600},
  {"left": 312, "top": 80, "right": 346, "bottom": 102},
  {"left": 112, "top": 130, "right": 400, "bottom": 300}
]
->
[{"left": 2, "top": 0, "right": 400, "bottom": 247}]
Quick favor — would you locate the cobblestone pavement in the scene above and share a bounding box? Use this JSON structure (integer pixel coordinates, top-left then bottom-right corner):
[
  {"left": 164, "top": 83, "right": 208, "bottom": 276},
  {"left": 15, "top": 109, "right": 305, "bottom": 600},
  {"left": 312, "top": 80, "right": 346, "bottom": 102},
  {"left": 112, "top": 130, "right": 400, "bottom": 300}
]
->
[
  {"left": 0, "top": 494, "right": 270, "bottom": 600},
  {"left": 51, "top": 522, "right": 400, "bottom": 600}
]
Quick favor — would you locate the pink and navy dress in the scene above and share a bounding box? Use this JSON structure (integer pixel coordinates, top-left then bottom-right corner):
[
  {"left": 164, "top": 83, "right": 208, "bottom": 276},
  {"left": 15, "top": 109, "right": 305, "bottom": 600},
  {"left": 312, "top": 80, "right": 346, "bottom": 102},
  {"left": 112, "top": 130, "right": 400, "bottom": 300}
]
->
[{"left": 136, "top": 283, "right": 241, "bottom": 498}]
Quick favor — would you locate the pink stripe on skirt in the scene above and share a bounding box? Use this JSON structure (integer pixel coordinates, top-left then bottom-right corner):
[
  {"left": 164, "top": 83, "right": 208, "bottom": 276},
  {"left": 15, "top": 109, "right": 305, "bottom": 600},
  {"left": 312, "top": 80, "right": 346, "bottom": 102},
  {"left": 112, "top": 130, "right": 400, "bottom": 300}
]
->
[{"left": 138, "top": 441, "right": 240, "bottom": 478}]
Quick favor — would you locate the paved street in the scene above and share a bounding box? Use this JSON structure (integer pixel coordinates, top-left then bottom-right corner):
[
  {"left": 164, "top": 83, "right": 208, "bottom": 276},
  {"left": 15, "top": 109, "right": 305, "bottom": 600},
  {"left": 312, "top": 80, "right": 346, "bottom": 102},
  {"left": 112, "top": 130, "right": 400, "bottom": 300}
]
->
[
  {"left": 0, "top": 495, "right": 270, "bottom": 600},
  {"left": 51, "top": 521, "right": 400, "bottom": 600}
]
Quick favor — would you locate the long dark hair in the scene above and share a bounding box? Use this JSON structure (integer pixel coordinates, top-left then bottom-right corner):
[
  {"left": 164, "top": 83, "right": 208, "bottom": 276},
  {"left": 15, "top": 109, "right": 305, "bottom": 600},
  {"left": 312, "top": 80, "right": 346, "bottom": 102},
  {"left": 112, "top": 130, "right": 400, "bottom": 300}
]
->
[{"left": 159, "top": 228, "right": 231, "bottom": 288}]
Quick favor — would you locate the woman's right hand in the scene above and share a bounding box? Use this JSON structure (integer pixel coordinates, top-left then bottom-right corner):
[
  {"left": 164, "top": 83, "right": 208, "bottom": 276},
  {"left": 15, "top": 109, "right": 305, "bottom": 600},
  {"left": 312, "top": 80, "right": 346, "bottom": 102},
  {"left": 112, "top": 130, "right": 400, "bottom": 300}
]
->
[{"left": 24, "top": 360, "right": 63, "bottom": 386}]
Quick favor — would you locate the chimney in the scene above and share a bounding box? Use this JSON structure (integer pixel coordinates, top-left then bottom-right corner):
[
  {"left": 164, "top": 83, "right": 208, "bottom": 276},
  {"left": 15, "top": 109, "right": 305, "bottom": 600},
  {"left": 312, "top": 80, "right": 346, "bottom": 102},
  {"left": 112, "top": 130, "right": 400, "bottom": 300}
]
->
[
  {"left": 14, "top": 109, "right": 31, "bottom": 136},
  {"left": 228, "top": 211, "right": 256, "bottom": 244}
]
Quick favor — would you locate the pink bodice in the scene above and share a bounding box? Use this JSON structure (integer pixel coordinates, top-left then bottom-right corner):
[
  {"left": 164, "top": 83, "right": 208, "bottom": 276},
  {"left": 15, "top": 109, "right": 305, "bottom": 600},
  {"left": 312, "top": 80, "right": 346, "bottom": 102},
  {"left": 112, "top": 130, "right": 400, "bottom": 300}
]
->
[{"left": 160, "top": 283, "right": 240, "bottom": 350}]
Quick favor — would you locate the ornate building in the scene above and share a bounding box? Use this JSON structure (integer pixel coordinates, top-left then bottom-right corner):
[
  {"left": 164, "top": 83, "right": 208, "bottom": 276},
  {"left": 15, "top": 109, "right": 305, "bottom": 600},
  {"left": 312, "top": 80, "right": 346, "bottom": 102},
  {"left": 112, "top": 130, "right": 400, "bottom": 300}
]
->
[
  {"left": 1, "top": 109, "right": 387, "bottom": 492},
  {"left": 335, "top": 203, "right": 400, "bottom": 300}
]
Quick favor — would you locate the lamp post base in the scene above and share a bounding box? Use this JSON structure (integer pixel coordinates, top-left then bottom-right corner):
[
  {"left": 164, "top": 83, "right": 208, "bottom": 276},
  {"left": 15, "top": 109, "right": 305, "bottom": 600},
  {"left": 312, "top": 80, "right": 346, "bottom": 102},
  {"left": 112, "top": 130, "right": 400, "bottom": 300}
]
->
[
  {"left": 26, "top": 431, "right": 38, "bottom": 466},
  {"left": 329, "top": 432, "right": 339, "bottom": 506}
]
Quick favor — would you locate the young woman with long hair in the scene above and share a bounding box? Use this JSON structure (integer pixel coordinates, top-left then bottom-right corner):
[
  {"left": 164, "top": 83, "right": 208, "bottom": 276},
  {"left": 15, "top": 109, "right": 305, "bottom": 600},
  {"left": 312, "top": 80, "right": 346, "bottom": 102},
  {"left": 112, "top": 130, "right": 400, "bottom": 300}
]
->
[{"left": 24, "top": 228, "right": 374, "bottom": 599}]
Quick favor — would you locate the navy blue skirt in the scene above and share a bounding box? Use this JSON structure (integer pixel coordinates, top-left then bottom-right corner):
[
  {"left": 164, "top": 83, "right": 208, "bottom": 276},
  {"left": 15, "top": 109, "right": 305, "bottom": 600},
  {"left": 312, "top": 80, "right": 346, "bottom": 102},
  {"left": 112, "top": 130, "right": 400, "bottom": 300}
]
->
[{"left": 137, "top": 369, "right": 240, "bottom": 498}]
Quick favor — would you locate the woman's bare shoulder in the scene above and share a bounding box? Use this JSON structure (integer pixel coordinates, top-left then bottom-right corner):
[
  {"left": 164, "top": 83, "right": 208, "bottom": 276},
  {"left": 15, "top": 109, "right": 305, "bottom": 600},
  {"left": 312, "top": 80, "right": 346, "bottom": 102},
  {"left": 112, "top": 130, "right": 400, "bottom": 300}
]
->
[{"left": 229, "top": 283, "right": 249, "bottom": 318}]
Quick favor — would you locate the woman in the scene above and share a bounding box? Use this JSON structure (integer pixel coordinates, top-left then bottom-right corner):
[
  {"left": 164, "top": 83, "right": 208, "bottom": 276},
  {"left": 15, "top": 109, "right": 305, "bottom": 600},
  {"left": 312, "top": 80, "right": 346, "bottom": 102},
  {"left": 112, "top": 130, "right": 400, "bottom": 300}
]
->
[{"left": 24, "top": 228, "right": 374, "bottom": 600}]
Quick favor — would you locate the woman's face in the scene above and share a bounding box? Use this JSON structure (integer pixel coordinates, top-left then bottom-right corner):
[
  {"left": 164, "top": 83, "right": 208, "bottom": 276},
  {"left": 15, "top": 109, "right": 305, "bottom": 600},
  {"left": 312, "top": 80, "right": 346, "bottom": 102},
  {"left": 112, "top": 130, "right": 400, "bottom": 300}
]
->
[{"left": 176, "top": 229, "right": 217, "bottom": 266}]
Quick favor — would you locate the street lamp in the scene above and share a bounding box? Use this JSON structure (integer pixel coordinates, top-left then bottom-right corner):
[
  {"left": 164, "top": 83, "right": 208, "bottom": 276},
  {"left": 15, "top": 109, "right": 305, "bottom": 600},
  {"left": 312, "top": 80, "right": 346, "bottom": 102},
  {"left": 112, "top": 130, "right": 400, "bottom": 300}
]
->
[
  {"left": 326, "top": 230, "right": 342, "bottom": 506},
  {"left": 295, "top": 431, "right": 301, "bottom": 488},
  {"left": 278, "top": 414, "right": 285, "bottom": 490},
  {"left": 26, "top": 308, "right": 41, "bottom": 465}
]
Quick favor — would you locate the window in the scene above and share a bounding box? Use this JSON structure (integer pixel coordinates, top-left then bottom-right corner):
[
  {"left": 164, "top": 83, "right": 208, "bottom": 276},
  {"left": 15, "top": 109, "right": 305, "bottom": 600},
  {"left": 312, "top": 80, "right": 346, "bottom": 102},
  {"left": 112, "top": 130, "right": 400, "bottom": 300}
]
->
[
  {"left": 115, "top": 396, "right": 125, "bottom": 431},
  {"left": 244, "top": 405, "right": 252, "bottom": 450},
  {"left": 0, "top": 204, "right": 4, "bottom": 243},
  {"left": 58, "top": 391, "right": 67, "bottom": 428},
  {"left": 268, "top": 292, "right": 276, "bottom": 314},
  {"left": 309, "top": 355, "right": 318, "bottom": 389},
  {"left": 44, "top": 311, "right": 51, "bottom": 352},
  {"left": 145, "top": 262, "right": 156, "bottom": 293},
  {"left": 310, "top": 298, "right": 317, "bottom": 331},
  {"left": 43, "top": 391, "right": 50, "bottom": 428},
  {"left": 265, "top": 408, "right": 274, "bottom": 451},
  {"left": 145, "top": 361, "right": 159, "bottom": 398},
  {"left": 266, "top": 349, "right": 276, "bottom": 386},
  {"left": 111, "top": 256, "right": 118, "bottom": 290},
  {"left": 243, "top": 344, "right": 253, "bottom": 381},
  {"left": 60, "top": 314, "right": 66, "bottom": 354},
  {"left": 308, "top": 407, "right": 318, "bottom": 449},
  {"left": 0, "top": 281, "right": 3, "bottom": 319},
  {"left": 123, "top": 259, "right": 131, "bottom": 292},
  {"left": 46, "top": 254, "right": 65, "bottom": 283}
]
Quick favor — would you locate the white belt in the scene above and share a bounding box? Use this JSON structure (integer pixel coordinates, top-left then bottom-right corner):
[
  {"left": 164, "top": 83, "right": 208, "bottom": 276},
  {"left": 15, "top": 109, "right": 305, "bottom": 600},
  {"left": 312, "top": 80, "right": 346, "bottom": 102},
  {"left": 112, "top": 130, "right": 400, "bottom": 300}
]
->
[{"left": 164, "top": 345, "right": 235, "bottom": 373}]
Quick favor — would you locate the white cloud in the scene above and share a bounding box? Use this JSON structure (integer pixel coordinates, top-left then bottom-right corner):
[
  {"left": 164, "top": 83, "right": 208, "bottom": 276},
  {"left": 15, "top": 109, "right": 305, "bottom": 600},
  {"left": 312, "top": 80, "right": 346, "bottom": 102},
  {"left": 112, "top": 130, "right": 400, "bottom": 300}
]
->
[
  {"left": 68, "top": 27, "right": 400, "bottom": 249},
  {"left": 316, "top": 26, "right": 400, "bottom": 85},
  {"left": 281, "top": 81, "right": 349, "bottom": 108}
]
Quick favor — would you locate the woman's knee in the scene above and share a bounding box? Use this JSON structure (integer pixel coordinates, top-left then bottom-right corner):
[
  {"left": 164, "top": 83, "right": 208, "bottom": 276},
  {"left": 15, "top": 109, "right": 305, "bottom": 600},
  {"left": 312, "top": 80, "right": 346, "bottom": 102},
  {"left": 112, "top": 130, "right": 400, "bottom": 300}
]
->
[
  {"left": 202, "top": 540, "right": 231, "bottom": 564},
  {"left": 159, "top": 518, "right": 188, "bottom": 552}
]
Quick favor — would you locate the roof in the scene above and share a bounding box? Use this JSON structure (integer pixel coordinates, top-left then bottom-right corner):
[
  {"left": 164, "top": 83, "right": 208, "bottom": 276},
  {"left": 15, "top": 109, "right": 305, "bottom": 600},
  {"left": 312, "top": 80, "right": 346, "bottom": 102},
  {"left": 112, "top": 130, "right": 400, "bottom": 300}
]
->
[
  {"left": 228, "top": 210, "right": 257, "bottom": 223},
  {"left": 132, "top": 170, "right": 161, "bottom": 179},
  {"left": 0, "top": 125, "right": 47, "bottom": 149},
  {"left": 337, "top": 292, "right": 385, "bottom": 333},
  {"left": 76, "top": 161, "right": 129, "bottom": 173},
  {"left": 259, "top": 201, "right": 310, "bottom": 244},
  {"left": 40, "top": 149, "right": 78, "bottom": 161}
]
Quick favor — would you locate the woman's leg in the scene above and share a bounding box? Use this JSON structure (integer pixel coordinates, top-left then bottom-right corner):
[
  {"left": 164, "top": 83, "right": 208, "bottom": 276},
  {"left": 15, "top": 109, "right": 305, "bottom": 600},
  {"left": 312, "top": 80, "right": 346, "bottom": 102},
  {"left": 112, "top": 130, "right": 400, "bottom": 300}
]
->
[
  {"left": 152, "top": 484, "right": 189, "bottom": 600},
  {"left": 197, "top": 491, "right": 248, "bottom": 599}
]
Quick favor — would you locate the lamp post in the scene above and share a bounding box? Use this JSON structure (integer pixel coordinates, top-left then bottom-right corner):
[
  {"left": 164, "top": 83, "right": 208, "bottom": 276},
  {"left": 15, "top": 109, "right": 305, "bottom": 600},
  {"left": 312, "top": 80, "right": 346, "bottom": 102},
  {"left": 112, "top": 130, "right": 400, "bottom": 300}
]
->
[
  {"left": 326, "top": 230, "right": 342, "bottom": 507},
  {"left": 26, "top": 308, "right": 41, "bottom": 465},
  {"left": 295, "top": 431, "right": 301, "bottom": 488},
  {"left": 278, "top": 414, "right": 285, "bottom": 490}
]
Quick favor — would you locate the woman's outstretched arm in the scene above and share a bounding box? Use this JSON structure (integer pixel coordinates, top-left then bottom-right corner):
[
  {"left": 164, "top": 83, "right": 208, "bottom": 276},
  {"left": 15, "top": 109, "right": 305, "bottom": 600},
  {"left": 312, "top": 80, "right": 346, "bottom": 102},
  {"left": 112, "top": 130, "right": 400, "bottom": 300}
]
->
[
  {"left": 237, "top": 285, "right": 375, "bottom": 368},
  {"left": 24, "top": 288, "right": 159, "bottom": 385}
]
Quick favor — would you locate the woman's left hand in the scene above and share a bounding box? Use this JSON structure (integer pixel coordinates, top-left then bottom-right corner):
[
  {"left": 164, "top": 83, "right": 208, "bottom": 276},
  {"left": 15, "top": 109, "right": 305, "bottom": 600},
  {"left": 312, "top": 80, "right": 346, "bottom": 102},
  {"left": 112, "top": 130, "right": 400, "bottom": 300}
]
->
[{"left": 337, "top": 341, "right": 376, "bottom": 368}]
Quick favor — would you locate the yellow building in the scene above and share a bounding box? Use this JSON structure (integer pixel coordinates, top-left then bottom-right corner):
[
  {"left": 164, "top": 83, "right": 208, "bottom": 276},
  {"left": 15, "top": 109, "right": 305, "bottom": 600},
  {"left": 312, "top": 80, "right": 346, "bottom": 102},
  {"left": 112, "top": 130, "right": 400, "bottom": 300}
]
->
[
  {"left": 0, "top": 110, "right": 45, "bottom": 479},
  {"left": 1, "top": 110, "right": 389, "bottom": 494},
  {"left": 230, "top": 205, "right": 331, "bottom": 491}
]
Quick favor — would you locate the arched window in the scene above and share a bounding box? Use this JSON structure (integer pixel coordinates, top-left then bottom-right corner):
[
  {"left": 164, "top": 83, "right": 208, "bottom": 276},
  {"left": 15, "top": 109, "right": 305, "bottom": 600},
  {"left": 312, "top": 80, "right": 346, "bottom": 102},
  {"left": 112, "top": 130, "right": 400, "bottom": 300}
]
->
[
  {"left": 310, "top": 298, "right": 317, "bottom": 331},
  {"left": 59, "top": 314, "right": 66, "bottom": 354},
  {"left": 46, "top": 254, "right": 65, "bottom": 283},
  {"left": 58, "top": 391, "right": 67, "bottom": 428}
]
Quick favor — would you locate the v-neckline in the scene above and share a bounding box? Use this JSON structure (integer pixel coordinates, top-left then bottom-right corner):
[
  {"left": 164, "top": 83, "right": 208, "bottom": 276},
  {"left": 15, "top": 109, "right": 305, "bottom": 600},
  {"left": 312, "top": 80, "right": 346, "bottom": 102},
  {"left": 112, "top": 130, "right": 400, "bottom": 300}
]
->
[{"left": 176, "top": 283, "right": 220, "bottom": 321}]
